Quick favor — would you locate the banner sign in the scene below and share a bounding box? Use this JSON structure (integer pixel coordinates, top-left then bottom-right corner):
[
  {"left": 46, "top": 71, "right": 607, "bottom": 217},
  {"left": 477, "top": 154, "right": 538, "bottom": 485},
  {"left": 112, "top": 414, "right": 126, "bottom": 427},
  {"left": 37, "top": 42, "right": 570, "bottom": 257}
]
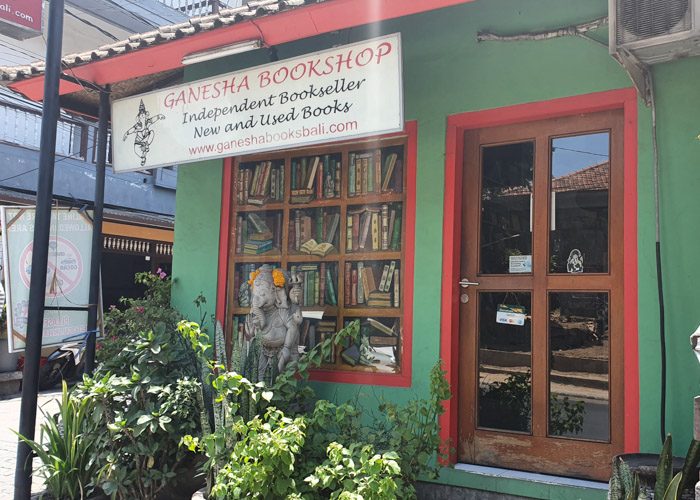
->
[
  {"left": 112, "top": 33, "right": 403, "bottom": 172},
  {"left": 0, "top": 0, "right": 42, "bottom": 37},
  {"left": 1, "top": 207, "right": 96, "bottom": 352}
]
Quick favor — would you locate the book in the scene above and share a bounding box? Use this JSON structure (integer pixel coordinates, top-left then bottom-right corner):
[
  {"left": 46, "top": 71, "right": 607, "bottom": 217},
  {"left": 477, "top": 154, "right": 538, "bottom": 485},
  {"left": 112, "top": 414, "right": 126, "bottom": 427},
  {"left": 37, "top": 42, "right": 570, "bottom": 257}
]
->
[
  {"left": 247, "top": 213, "right": 270, "bottom": 234},
  {"left": 352, "top": 213, "right": 360, "bottom": 251},
  {"left": 341, "top": 343, "right": 360, "bottom": 366},
  {"left": 370, "top": 336, "right": 398, "bottom": 347},
  {"left": 357, "top": 262, "right": 364, "bottom": 305},
  {"left": 367, "top": 318, "right": 397, "bottom": 336},
  {"left": 390, "top": 211, "right": 401, "bottom": 250},
  {"left": 367, "top": 290, "right": 391, "bottom": 307},
  {"left": 378, "top": 264, "right": 390, "bottom": 292},
  {"left": 243, "top": 240, "right": 272, "bottom": 255},
  {"left": 326, "top": 213, "right": 340, "bottom": 245},
  {"left": 383, "top": 260, "right": 397, "bottom": 292},
  {"left": 361, "top": 266, "right": 377, "bottom": 302},
  {"left": 299, "top": 239, "right": 336, "bottom": 257},
  {"left": 307, "top": 156, "right": 320, "bottom": 190},
  {"left": 351, "top": 269, "right": 358, "bottom": 305},
  {"left": 381, "top": 204, "right": 389, "bottom": 250},
  {"left": 344, "top": 262, "right": 352, "bottom": 306},
  {"left": 348, "top": 153, "right": 356, "bottom": 196},
  {"left": 371, "top": 212, "right": 379, "bottom": 250},
  {"left": 325, "top": 266, "right": 337, "bottom": 305},
  {"left": 393, "top": 269, "right": 400, "bottom": 307},
  {"left": 359, "top": 211, "right": 372, "bottom": 250},
  {"left": 346, "top": 215, "right": 353, "bottom": 252},
  {"left": 319, "top": 263, "right": 326, "bottom": 307}
]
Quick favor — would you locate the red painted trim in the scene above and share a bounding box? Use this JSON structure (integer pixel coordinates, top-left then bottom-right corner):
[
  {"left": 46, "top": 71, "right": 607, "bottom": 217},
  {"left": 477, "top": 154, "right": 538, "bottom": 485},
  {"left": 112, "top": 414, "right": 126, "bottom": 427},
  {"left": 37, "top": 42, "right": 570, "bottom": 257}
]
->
[
  {"left": 10, "top": 0, "right": 475, "bottom": 102},
  {"left": 622, "top": 94, "right": 640, "bottom": 453},
  {"left": 438, "top": 88, "right": 640, "bottom": 462},
  {"left": 215, "top": 159, "right": 234, "bottom": 333},
  {"left": 309, "top": 121, "right": 417, "bottom": 387}
]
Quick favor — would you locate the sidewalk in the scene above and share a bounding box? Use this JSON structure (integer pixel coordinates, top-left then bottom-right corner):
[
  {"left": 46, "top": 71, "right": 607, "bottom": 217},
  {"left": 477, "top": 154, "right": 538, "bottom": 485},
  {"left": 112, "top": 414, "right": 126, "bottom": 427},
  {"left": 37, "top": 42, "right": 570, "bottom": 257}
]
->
[{"left": 0, "top": 388, "right": 62, "bottom": 499}]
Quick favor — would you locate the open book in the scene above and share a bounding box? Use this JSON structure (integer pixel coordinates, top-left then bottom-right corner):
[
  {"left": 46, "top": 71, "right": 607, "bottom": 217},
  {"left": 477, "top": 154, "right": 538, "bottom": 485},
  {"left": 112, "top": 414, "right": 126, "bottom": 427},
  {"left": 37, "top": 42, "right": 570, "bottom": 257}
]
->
[{"left": 299, "top": 239, "right": 336, "bottom": 257}]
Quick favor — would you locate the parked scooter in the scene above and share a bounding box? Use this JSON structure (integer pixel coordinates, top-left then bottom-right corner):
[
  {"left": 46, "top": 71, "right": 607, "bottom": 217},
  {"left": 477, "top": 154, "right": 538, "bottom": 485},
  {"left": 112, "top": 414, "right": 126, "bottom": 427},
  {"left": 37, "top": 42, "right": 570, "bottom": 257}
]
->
[{"left": 38, "top": 331, "right": 94, "bottom": 390}]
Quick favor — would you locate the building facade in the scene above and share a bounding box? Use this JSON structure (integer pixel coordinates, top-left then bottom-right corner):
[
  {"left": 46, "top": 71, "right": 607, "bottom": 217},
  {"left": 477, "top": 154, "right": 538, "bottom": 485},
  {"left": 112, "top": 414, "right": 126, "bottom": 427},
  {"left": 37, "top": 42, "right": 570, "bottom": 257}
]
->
[{"left": 3, "top": 0, "right": 700, "bottom": 497}]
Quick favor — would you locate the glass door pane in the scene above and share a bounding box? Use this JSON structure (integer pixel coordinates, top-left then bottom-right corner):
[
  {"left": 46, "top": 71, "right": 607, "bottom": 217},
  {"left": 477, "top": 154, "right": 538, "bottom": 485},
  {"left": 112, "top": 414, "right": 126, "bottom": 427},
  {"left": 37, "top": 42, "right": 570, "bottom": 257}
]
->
[
  {"left": 480, "top": 142, "right": 534, "bottom": 275},
  {"left": 549, "top": 132, "right": 610, "bottom": 274},
  {"left": 478, "top": 291, "right": 532, "bottom": 433},
  {"left": 548, "top": 292, "right": 609, "bottom": 442}
]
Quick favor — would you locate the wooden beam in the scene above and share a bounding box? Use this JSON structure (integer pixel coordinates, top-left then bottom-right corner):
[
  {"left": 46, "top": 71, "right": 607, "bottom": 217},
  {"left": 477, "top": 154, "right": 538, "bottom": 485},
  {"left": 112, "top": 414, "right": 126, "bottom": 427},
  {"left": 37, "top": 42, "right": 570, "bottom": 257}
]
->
[{"left": 102, "top": 221, "right": 173, "bottom": 242}]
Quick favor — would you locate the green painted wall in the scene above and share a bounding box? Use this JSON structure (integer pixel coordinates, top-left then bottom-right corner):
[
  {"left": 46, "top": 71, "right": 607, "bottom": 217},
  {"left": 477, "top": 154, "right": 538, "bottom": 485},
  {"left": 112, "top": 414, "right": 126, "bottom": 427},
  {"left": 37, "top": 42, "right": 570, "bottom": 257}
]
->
[{"left": 170, "top": 0, "right": 700, "bottom": 494}]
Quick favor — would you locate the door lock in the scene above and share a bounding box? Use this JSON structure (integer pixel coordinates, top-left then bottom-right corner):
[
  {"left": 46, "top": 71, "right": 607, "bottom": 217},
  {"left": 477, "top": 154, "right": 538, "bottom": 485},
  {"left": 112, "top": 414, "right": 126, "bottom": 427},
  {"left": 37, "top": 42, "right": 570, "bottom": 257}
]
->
[{"left": 459, "top": 278, "right": 480, "bottom": 288}]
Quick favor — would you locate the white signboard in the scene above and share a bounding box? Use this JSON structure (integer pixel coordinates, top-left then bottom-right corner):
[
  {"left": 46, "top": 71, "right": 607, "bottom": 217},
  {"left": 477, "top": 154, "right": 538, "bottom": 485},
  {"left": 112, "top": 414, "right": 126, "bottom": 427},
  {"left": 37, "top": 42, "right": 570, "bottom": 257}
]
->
[
  {"left": 112, "top": 33, "right": 403, "bottom": 172},
  {"left": 1, "top": 207, "right": 95, "bottom": 352}
]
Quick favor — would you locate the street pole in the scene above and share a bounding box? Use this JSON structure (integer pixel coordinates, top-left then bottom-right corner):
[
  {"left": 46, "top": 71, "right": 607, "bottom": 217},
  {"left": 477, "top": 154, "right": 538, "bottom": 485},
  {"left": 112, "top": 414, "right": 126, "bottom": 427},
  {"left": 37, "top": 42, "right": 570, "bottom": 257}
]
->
[
  {"left": 13, "top": 0, "right": 64, "bottom": 498},
  {"left": 84, "top": 86, "right": 109, "bottom": 375}
]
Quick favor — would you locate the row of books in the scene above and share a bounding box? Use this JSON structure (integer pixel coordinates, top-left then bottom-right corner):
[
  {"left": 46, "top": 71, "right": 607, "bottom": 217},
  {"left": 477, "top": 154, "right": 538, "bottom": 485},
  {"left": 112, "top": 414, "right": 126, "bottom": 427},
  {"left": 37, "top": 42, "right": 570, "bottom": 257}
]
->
[
  {"left": 346, "top": 204, "right": 401, "bottom": 252},
  {"left": 290, "top": 155, "right": 341, "bottom": 203},
  {"left": 237, "top": 161, "right": 285, "bottom": 205},
  {"left": 290, "top": 263, "right": 338, "bottom": 307},
  {"left": 290, "top": 209, "right": 340, "bottom": 255},
  {"left": 300, "top": 319, "right": 337, "bottom": 363},
  {"left": 344, "top": 261, "right": 400, "bottom": 308},
  {"left": 236, "top": 212, "right": 282, "bottom": 255},
  {"left": 348, "top": 151, "right": 402, "bottom": 197}
]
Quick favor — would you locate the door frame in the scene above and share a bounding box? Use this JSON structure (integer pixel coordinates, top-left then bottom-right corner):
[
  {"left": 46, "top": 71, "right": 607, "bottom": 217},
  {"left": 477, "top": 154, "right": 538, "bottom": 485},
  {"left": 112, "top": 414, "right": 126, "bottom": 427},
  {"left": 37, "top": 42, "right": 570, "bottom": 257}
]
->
[{"left": 439, "top": 88, "right": 639, "bottom": 465}]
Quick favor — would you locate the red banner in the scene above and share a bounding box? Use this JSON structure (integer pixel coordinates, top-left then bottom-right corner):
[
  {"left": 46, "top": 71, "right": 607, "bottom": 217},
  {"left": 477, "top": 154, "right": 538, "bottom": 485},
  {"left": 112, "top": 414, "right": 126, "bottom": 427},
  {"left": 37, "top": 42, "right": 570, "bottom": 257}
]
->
[{"left": 0, "top": 0, "right": 42, "bottom": 32}]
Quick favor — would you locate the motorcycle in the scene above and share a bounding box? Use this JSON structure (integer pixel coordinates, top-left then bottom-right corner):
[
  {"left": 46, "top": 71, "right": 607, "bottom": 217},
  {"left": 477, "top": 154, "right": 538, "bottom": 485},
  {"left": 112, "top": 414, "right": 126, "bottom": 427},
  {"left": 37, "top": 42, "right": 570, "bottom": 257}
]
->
[{"left": 38, "top": 331, "right": 94, "bottom": 390}]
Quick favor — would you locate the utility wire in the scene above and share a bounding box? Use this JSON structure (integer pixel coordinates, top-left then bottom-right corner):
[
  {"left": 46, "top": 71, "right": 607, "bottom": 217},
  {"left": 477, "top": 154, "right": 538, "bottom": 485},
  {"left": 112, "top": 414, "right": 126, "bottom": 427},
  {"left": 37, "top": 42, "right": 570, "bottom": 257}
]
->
[{"left": 65, "top": 8, "right": 120, "bottom": 41}]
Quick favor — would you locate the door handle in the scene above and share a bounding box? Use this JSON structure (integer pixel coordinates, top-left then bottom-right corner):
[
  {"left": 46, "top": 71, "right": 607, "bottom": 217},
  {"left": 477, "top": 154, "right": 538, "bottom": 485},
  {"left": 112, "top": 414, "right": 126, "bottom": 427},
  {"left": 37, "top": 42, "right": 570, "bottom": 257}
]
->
[{"left": 459, "top": 278, "right": 480, "bottom": 288}]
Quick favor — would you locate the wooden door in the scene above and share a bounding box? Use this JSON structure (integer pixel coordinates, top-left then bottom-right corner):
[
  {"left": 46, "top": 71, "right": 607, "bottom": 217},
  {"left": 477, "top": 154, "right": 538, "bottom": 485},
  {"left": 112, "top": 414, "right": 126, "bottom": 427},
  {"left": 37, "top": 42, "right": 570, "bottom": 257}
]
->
[{"left": 457, "top": 110, "right": 624, "bottom": 480}]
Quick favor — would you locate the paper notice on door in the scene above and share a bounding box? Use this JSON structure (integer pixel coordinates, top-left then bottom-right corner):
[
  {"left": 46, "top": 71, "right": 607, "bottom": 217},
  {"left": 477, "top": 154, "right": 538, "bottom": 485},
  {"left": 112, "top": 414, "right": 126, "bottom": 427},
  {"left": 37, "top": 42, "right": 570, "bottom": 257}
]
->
[
  {"left": 509, "top": 255, "right": 532, "bottom": 273},
  {"left": 496, "top": 304, "right": 527, "bottom": 326}
]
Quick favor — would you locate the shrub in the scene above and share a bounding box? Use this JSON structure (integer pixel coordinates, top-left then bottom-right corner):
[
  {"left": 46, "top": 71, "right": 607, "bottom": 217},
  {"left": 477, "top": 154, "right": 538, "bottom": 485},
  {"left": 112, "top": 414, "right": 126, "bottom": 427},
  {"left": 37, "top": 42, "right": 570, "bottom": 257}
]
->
[
  {"left": 76, "top": 322, "right": 209, "bottom": 499},
  {"left": 97, "top": 270, "right": 181, "bottom": 368}
]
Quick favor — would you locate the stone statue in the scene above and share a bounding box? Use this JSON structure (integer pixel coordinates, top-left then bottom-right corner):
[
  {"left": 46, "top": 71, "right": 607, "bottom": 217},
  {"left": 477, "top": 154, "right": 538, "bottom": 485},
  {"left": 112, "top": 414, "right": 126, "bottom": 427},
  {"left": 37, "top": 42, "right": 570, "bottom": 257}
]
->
[{"left": 242, "top": 265, "right": 303, "bottom": 383}]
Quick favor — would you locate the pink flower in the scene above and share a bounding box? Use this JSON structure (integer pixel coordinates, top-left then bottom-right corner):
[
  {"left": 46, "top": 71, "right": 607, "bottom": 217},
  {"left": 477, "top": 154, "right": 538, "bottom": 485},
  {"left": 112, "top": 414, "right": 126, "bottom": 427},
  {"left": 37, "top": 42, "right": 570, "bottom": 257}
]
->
[
  {"left": 156, "top": 268, "right": 167, "bottom": 279},
  {"left": 134, "top": 306, "right": 145, "bottom": 314}
]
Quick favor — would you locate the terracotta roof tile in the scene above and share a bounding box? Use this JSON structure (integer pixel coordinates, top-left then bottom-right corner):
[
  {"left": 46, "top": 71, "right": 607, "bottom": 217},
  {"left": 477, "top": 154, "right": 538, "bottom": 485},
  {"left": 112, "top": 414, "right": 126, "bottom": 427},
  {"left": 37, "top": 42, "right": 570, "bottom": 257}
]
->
[{"left": 0, "top": 0, "right": 327, "bottom": 83}]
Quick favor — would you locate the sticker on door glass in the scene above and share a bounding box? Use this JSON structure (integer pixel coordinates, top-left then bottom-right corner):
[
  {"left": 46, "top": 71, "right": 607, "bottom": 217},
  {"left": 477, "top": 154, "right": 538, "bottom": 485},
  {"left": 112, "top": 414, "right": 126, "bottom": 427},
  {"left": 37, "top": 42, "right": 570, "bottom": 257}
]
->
[
  {"left": 496, "top": 304, "right": 527, "bottom": 326},
  {"left": 566, "top": 249, "right": 584, "bottom": 273},
  {"left": 509, "top": 255, "right": 532, "bottom": 273}
]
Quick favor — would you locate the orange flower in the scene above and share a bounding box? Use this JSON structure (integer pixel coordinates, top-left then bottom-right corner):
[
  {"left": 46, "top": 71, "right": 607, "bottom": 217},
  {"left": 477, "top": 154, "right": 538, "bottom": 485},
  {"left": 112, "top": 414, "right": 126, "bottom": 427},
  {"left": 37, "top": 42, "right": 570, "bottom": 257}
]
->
[
  {"left": 272, "top": 269, "right": 286, "bottom": 287},
  {"left": 248, "top": 269, "right": 261, "bottom": 286}
]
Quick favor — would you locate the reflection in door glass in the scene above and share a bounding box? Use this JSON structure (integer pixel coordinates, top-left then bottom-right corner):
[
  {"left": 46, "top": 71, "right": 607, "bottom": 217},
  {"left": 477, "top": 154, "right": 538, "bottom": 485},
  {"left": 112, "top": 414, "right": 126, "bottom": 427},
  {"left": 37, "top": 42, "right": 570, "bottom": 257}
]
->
[
  {"left": 480, "top": 142, "right": 534, "bottom": 274},
  {"left": 478, "top": 292, "right": 532, "bottom": 433},
  {"left": 548, "top": 292, "right": 609, "bottom": 442},
  {"left": 550, "top": 132, "right": 610, "bottom": 273}
]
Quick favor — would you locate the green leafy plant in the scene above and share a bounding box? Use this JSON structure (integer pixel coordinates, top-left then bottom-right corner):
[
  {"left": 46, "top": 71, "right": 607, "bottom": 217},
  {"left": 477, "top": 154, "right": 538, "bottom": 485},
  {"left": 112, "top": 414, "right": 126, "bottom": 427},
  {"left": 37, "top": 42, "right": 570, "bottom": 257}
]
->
[
  {"left": 307, "top": 442, "right": 401, "bottom": 499},
  {"left": 17, "top": 381, "right": 104, "bottom": 499},
  {"left": 76, "top": 322, "right": 208, "bottom": 499},
  {"left": 184, "top": 320, "right": 451, "bottom": 499},
  {"left": 97, "top": 270, "right": 181, "bottom": 367}
]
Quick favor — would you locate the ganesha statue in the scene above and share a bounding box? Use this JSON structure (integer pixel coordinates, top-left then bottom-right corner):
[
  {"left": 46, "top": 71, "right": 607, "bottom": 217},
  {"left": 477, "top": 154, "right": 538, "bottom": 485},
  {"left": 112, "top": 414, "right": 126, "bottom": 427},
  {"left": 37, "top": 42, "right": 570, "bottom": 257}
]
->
[{"left": 242, "top": 265, "right": 303, "bottom": 382}]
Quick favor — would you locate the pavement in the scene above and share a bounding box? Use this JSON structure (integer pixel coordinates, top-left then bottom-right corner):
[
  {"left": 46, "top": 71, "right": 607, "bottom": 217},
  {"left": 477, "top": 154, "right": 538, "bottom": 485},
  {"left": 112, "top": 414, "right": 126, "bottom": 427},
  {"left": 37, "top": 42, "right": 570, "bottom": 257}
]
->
[{"left": 0, "top": 388, "right": 62, "bottom": 499}]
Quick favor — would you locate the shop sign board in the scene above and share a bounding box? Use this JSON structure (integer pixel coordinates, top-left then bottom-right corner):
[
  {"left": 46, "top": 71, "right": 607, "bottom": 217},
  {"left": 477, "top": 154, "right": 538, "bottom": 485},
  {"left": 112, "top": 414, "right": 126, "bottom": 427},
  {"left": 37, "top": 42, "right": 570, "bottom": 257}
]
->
[
  {"left": 112, "top": 33, "right": 403, "bottom": 172},
  {"left": 1, "top": 207, "right": 96, "bottom": 352},
  {"left": 0, "top": 0, "right": 42, "bottom": 39}
]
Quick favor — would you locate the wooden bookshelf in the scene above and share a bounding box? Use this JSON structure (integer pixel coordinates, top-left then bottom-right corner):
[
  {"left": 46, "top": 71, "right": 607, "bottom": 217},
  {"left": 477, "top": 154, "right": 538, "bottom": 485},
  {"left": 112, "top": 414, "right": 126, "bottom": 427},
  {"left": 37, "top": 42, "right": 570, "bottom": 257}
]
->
[{"left": 227, "top": 134, "right": 408, "bottom": 376}]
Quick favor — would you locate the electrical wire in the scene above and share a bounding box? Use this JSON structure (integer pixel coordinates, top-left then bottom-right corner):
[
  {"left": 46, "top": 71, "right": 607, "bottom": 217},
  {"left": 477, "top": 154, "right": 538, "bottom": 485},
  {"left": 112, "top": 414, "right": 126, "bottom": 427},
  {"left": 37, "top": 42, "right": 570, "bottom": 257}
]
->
[
  {"left": 0, "top": 168, "right": 40, "bottom": 183},
  {"left": 552, "top": 146, "right": 609, "bottom": 157},
  {"left": 65, "top": 8, "right": 120, "bottom": 41}
]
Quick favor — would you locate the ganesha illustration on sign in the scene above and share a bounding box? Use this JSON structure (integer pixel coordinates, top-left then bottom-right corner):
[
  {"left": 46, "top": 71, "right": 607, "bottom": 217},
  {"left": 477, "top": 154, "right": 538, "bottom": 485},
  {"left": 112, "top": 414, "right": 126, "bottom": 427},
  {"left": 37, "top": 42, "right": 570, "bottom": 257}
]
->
[{"left": 122, "top": 100, "right": 165, "bottom": 167}]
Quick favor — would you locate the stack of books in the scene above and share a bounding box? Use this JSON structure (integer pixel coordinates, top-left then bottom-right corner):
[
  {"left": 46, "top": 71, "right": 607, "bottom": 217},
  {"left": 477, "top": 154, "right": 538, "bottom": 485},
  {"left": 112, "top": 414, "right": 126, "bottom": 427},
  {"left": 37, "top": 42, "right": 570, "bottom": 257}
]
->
[
  {"left": 346, "top": 204, "right": 401, "bottom": 252},
  {"left": 236, "top": 212, "right": 281, "bottom": 255}
]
